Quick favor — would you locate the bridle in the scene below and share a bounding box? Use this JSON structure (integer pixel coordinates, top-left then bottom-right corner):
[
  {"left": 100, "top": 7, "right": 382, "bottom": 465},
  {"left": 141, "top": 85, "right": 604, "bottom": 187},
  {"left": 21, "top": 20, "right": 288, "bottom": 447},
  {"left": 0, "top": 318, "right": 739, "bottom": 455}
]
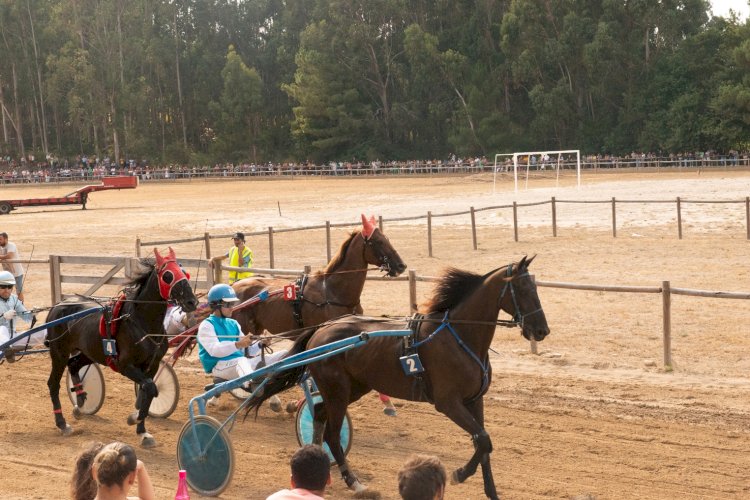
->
[
  {"left": 498, "top": 264, "right": 544, "bottom": 329},
  {"left": 362, "top": 231, "right": 395, "bottom": 275}
]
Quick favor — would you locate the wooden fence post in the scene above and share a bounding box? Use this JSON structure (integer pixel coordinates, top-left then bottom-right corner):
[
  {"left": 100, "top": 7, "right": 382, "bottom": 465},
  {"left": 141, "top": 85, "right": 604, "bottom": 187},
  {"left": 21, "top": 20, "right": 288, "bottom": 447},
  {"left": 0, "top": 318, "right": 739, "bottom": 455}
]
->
[
  {"left": 49, "top": 255, "right": 61, "bottom": 304},
  {"left": 325, "top": 221, "right": 332, "bottom": 262},
  {"left": 212, "top": 258, "right": 223, "bottom": 284},
  {"left": 612, "top": 197, "right": 617, "bottom": 238},
  {"left": 512, "top": 202, "right": 518, "bottom": 242},
  {"left": 378, "top": 215, "right": 383, "bottom": 233},
  {"left": 745, "top": 197, "right": 749, "bottom": 240},
  {"left": 427, "top": 211, "right": 433, "bottom": 257},
  {"left": 676, "top": 197, "right": 682, "bottom": 239},
  {"left": 203, "top": 232, "right": 212, "bottom": 259},
  {"left": 206, "top": 260, "right": 215, "bottom": 287},
  {"left": 304, "top": 265, "right": 311, "bottom": 276},
  {"left": 268, "top": 227, "right": 275, "bottom": 269},
  {"left": 408, "top": 270, "right": 417, "bottom": 313},
  {"left": 135, "top": 238, "right": 141, "bottom": 257},
  {"left": 662, "top": 280, "right": 672, "bottom": 368},
  {"left": 551, "top": 197, "right": 557, "bottom": 237},
  {"left": 470, "top": 207, "right": 477, "bottom": 250}
]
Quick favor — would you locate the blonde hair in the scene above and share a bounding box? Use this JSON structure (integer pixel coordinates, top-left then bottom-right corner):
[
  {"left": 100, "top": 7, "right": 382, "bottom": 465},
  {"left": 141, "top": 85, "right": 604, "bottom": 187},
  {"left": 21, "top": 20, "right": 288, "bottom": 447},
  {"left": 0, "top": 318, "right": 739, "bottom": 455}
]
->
[
  {"left": 71, "top": 441, "right": 104, "bottom": 500},
  {"left": 92, "top": 442, "right": 138, "bottom": 488}
]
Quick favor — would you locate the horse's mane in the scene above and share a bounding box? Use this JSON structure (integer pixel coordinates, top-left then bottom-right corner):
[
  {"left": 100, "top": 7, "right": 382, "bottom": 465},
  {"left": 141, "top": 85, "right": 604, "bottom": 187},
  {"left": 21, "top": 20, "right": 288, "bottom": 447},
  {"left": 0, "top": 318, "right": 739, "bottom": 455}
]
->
[
  {"left": 123, "top": 258, "right": 156, "bottom": 299},
  {"left": 421, "top": 265, "right": 508, "bottom": 313},
  {"left": 317, "top": 231, "right": 358, "bottom": 275}
]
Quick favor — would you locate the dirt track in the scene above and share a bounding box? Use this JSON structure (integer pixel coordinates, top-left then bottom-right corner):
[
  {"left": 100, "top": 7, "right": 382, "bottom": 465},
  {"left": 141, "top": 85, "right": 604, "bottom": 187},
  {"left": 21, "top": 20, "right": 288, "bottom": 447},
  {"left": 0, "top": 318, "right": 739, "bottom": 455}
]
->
[{"left": 0, "top": 170, "right": 749, "bottom": 499}]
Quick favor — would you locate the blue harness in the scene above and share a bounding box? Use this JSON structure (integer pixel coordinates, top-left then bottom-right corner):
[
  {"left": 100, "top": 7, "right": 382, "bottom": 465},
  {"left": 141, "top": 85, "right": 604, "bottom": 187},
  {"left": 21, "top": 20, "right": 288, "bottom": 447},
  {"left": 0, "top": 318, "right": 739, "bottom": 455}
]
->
[{"left": 402, "top": 264, "right": 537, "bottom": 403}]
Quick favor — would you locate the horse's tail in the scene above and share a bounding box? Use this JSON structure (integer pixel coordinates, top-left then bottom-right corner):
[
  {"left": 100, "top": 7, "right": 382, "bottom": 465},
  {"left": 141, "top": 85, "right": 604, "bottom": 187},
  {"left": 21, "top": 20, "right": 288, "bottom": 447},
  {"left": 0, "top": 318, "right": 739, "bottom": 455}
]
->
[{"left": 243, "top": 327, "right": 317, "bottom": 418}]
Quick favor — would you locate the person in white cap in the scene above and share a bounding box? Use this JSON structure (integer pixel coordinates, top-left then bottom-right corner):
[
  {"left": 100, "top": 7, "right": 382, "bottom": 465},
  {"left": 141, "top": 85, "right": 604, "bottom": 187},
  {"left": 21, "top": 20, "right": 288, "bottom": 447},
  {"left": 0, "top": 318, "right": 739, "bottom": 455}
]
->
[{"left": 0, "top": 270, "right": 41, "bottom": 363}]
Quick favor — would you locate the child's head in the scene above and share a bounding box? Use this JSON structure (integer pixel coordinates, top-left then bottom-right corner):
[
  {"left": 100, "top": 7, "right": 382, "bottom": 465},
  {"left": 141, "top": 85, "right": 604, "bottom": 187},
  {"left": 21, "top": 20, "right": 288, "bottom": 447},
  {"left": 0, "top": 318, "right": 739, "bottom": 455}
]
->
[{"left": 92, "top": 442, "right": 138, "bottom": 488}]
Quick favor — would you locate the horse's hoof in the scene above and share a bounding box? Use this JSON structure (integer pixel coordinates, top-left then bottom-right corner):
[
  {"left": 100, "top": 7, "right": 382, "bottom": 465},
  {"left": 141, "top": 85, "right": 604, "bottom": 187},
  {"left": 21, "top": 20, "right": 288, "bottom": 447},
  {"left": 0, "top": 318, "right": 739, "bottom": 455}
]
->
[
  {"left": 139, "top": 433, "right": 156, "bottom": 448},
  {"left": 60, "top": 424, "right": 74, "bottom": 437},
  {"left": 350, "top": 480, "right": 368, "bottom": 494},
  {"left": 285, "top": 401, "right": 298, "bottom": 414},
  {"left": 127, "top": 412, "right": 141, "bottom": 426},
  {"left": 383, "top": 407, "right": 397, "bottom": 417},
  {"left": 450, "top": 469, "right": 461, "bottom": 485},
  {"left": 72, "top": 406, "right": 82, "bottom": 419},
  {"left": 269, "top": 395, "right": 282, "bottom": 413}
]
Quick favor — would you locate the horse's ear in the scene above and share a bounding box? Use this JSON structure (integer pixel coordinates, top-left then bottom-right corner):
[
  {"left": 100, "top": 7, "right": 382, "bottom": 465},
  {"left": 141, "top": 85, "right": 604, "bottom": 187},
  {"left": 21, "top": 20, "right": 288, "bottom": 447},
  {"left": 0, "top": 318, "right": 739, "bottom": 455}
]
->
[
  {"left": 517, "top": 255, "right": 534, "bottom": 274},
  {"left": 369, "top": 215, "right": 377, "bottom": 227},
  {"left": 154, "top": 248, "right": 164, "bottom": 266},
  {"left": 518, "top": 255, "right": 536, "bottom": 270},
  {"left": 361, "top": 214, "right": 376, "bottom": 238},
  {"left": 168, "top": 246, "right": 176, "bottom": 260}
]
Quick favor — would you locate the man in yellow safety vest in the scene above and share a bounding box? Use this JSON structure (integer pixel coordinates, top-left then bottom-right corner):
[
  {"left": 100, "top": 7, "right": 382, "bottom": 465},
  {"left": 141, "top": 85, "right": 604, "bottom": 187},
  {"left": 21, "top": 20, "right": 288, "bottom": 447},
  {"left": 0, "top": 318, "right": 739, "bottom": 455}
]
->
[{"left": 210, "top": 232, "right": 254, "bottom": 284}]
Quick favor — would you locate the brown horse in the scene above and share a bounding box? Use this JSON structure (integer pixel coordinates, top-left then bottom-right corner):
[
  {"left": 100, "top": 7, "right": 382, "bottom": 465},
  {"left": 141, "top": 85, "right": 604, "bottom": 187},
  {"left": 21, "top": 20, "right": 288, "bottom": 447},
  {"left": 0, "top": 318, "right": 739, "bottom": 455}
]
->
[
  {"left": 45, "top": 248, "right": 198, "bottom": 447},
  {"left": 231, "top": 214, "right": 406, "bottom": 336},
  {"left": 245, "top": 256, "right": 549, "bottom": 499}
]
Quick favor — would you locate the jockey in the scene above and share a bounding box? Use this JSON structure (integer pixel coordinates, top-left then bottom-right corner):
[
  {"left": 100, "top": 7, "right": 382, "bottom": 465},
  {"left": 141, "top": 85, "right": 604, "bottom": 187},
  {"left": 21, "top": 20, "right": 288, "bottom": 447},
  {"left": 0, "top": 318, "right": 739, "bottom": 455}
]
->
[
  {"left": 197, "top": 283, "right": 287, "bottom": 408},
  {"left": 0, "top": 271, "right": 39, "bottom": 363}
]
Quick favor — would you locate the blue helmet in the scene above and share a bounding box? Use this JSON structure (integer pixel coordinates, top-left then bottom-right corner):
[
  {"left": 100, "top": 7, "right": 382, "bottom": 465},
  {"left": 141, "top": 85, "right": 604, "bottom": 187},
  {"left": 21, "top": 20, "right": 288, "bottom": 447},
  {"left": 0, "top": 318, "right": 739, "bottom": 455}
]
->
[{"left": 207, "top": 284, "right": 239, "bottom": 307}]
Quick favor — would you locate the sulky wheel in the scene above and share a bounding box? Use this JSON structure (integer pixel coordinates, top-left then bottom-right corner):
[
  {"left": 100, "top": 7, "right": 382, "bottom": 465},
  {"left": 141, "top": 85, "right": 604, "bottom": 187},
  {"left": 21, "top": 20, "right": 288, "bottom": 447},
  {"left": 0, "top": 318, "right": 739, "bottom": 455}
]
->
[
  {"left": 66, "top": 363, "right": 105, "bottom": 415},
  {"left": 177, "top": 415, "right": 234, "bottom": 497},
  {"left": 295, "top": 391, "right": 352, "bottom": 464},
  {"left": 0, "top": 202, "right": 12, "bottom": 215},
  {"left": 134, "top": 361, "right": 180, "bottom": 418}
]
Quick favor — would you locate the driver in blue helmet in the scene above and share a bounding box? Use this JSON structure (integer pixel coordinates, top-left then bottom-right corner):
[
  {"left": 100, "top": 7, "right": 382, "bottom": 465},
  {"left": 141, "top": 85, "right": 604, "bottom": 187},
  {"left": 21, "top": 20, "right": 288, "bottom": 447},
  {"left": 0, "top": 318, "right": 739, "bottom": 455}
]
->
[{"left": 197, "top": 283, "right": 287, "bottom": 409}]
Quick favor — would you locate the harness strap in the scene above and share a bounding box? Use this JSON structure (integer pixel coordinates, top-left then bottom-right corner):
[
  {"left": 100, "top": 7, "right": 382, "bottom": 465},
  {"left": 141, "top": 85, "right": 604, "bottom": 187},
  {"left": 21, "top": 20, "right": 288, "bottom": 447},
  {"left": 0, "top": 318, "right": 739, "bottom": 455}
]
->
[
  {"left": 292, "top": 275, "right": 308, "bottom": 328},
  {"left": 411, "top": 311, "right": 490, "bottom": 404},
  {"left": 402, "top": 314, "right": 431, "bottom": 402}
]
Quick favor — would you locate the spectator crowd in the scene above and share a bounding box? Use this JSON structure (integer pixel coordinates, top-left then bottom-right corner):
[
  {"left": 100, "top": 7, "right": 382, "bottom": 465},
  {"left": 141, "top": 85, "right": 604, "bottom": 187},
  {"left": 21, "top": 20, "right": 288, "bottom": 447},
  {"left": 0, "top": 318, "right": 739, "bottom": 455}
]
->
[{"left": 1, "top": 150, "right": 749, "bottom": 184}]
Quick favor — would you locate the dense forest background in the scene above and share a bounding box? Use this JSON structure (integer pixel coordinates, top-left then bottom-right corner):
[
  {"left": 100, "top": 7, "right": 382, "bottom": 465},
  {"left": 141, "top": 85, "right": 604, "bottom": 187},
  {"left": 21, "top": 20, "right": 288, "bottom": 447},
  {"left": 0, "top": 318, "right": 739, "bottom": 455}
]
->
[{"left": 1, "top": 0, "right": 748, "bottom": 165}]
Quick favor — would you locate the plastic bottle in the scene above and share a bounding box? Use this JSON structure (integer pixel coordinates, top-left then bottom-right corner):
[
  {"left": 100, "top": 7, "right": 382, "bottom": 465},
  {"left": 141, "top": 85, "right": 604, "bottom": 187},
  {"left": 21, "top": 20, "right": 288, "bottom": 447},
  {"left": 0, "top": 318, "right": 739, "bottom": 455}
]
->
[{"left": 174, "top": 469, "right": 190, "bottom": 500}]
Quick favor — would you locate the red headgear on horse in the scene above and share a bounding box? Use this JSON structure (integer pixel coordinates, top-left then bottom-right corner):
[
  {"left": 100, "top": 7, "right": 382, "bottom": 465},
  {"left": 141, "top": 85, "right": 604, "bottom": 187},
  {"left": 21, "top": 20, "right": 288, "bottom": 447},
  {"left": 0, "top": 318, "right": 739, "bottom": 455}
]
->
[
  {"left": 361, "top": 214, "right": 378, "bottom": 239},
  {"left": 154, "top": 247, "right": 189, "bottom": 299}
]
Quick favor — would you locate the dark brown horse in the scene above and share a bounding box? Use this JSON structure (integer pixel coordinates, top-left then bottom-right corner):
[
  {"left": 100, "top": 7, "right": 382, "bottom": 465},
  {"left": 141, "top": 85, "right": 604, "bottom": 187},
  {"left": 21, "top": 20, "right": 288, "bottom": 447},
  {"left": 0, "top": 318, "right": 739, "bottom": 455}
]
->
[
  {"left": 231, "top": 214, "right": 406, "bottom": 336},
  {"left": 45, "top": 248, "right": 198, "bottom": 447},
  {"left": 246, "top": 256, "right": 549, "bottom": 499}
]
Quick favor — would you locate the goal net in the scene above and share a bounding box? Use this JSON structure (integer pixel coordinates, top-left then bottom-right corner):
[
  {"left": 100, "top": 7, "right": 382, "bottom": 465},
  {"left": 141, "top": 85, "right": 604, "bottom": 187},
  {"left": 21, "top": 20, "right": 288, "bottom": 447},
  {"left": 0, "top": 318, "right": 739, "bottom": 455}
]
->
[{"left": 493, "top": 149, "right": 581, "bottom": 193}]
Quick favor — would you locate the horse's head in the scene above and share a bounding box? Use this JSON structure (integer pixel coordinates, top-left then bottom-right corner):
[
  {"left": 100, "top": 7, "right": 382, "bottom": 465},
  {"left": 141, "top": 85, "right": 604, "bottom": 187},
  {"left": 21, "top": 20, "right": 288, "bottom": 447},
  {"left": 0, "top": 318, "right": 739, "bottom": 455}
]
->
[
  {"left": 360, "top": 214, "right": 407, "bottom": 277},
  {"left": 501, "top": 256, "right": 549, "bottom": 342},
  {"left": 154, "top": 247, "right": 199, "bottom": 313}
]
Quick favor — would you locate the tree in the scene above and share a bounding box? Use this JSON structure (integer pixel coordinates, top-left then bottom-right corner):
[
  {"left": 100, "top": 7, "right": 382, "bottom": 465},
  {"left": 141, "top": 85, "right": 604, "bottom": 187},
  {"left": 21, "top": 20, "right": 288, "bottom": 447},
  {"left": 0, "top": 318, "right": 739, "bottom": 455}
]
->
[{"left": 210, "top": 45, "right": 263, "bottom": 161}]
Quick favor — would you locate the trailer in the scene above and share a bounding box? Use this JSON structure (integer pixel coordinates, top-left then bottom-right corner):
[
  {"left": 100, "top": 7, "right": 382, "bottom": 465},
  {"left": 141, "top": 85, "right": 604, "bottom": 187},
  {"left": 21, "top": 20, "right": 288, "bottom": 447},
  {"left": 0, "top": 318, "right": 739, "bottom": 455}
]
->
[{"left": 0, "top": 175, "right": 138, "bottom": 214}]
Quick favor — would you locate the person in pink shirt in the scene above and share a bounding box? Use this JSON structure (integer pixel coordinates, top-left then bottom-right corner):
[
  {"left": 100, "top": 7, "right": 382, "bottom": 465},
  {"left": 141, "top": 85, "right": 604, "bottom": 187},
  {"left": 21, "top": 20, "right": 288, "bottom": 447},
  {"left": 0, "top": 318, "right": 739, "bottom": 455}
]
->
[{"left": 266, "top": 445, "right": 331, "bottom": 500}]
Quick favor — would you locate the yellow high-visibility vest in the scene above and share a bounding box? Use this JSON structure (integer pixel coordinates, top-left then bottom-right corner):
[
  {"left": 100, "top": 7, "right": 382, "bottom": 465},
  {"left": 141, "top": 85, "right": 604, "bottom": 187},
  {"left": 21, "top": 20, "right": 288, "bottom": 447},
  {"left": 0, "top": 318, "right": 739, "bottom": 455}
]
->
[{"left": 228, "top": 246, "right": 253, "bottom": 283}]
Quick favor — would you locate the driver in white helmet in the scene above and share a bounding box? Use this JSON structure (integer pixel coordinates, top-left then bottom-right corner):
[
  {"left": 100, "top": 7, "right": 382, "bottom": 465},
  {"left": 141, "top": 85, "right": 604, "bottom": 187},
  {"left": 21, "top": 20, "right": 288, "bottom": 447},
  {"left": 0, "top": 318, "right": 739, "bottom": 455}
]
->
[
  {"left": 197, "top": 283, "right": 287, "bottom": 409},
  {"left": 0, "top": 270, "right": 40, "bottom": 363}
]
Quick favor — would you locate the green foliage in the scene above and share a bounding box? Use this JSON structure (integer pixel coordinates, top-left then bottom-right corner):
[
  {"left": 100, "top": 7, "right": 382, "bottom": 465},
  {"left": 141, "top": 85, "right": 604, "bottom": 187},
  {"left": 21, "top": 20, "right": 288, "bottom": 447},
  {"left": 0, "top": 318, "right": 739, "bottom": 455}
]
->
[{"left": 0, "top": 0, "right": 747, "bottom": 163}]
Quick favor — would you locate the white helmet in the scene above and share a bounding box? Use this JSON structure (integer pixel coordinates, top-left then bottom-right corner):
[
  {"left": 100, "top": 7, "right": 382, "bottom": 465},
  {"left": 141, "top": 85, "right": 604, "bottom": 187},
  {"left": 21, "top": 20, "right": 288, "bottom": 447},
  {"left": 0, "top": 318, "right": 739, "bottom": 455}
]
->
[{"left": 0, "top": 271, "right": 15, "bottom": 286}]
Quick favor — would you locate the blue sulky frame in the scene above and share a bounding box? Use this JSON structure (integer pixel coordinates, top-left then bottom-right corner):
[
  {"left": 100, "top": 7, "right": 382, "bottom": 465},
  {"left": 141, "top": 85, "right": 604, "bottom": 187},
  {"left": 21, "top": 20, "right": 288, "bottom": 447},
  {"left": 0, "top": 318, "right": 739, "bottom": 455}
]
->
[
  {"left": 177, "top": 328, "right": 412, "bottom": 497},
  {"left": 0, "top": 306, "right": 104, "bottom": 360}
]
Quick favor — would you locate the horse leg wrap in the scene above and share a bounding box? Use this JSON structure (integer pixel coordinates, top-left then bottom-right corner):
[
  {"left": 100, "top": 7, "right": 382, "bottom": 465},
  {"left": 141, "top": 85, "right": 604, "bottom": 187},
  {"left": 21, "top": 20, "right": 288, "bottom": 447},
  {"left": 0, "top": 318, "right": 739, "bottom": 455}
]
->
[
  {"left": 472, "top": 430, "right": 493, "bottom": 454},
  {"left": 340, "top": 466, "right": 365, "bottom": 492},
  {"left": 141, "top": 379, "right": 158, "bottom": 399}
]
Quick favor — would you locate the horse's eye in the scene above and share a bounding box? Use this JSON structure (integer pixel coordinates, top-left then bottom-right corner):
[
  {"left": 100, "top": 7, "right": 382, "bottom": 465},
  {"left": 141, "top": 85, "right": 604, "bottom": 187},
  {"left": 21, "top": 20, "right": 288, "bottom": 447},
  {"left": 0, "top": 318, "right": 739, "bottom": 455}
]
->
[{"left": 161, "top": 270, "right": 174, "bottom": 284}]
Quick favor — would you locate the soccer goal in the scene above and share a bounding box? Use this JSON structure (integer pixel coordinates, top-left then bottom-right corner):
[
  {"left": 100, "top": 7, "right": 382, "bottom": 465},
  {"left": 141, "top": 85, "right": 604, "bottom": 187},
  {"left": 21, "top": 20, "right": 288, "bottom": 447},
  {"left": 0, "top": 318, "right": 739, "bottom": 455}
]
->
[{"left": 493, "top": 149, "right": 581, "bottom": 193}]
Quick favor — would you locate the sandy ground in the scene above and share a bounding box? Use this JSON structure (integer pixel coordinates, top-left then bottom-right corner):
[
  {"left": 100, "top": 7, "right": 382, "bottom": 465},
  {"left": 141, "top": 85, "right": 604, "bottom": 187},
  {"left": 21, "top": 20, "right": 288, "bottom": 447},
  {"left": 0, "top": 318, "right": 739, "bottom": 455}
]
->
[{"left": 0, "top": 169, "right": 749, "bottom": 499}]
